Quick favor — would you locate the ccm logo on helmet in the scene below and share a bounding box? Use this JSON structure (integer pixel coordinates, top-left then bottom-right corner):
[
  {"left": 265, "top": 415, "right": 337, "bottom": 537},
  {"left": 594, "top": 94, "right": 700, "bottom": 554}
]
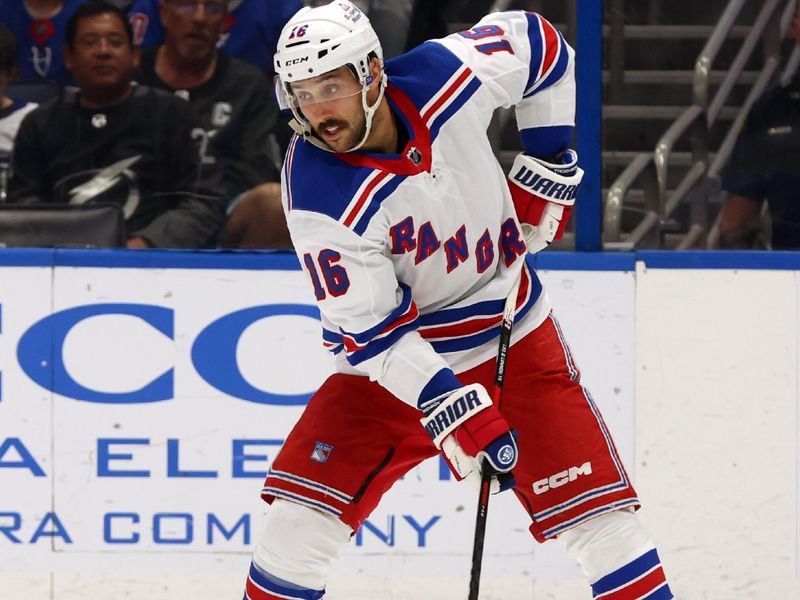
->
[
  {"left": 285, "top": 57, "right": 309, "bottom": 66},
  {"left": 532, "top": 462, "right": 592, "bottom": 495}
]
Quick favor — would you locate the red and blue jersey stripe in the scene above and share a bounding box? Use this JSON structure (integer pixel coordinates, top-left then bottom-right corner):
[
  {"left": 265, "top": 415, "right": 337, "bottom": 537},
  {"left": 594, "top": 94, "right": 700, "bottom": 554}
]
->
[
  {"left": 518, "top": 11, "right": 574, "bottom": 157},
  {"left": 418, "top": 259, "right": 539, "bottom": 354},
  {"left": 321, "top": 257, "right": 542, "bottom": 363},
  {"left": 522, "top": 11, "right": 570, "bottom": 97},
  {"left": 338, "top": 283, "right": 420, "bottom": 366},
  {"left": 284, "top": 131, "right": 408, "bottom": 236}
]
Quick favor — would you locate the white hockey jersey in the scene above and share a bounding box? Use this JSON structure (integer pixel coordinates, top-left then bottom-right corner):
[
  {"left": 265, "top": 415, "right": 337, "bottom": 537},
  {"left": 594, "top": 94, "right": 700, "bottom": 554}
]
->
[{"left": 281, "top": 11, "right": 576, "bottom": 408}]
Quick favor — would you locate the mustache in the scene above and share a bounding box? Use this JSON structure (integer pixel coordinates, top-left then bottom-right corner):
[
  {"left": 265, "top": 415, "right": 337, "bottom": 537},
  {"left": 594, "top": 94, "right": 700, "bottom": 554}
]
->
[{"left": 318, "top": 119, "right": 348, "bottom": 131}]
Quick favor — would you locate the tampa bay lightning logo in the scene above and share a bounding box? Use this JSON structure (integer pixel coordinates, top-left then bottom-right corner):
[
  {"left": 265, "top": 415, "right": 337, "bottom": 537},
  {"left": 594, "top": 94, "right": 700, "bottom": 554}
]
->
[
  {"left": 406, "top": 146, "right": 422, "bottom": 165},
  {"left": 497, "top": 444, "right": 515, "bottom": 466},
  {"left": 310, "top": 441, "right": 334, "bottom": 463},
  {"left": 66, "top": 155, "right": 142, "bottom": 219}
]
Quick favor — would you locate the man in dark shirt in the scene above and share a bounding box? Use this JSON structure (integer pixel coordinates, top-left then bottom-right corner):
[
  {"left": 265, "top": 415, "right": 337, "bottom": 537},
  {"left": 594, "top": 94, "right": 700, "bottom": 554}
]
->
[
  {"left": 719, "top": 76, "right": 800, "bottom": 249},
  {"left": 718, "top": 11, "right": 800, "bottom": 249},
  {"left": 9, "top": 0, "right": 225, "bottom": 249},
  {"left": 134, "top": 0, "right": 290, "bottom": 248}
]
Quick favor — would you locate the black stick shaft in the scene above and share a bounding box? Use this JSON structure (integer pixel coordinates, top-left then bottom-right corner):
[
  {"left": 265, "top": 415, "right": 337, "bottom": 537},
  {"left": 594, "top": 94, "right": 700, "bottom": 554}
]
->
[{"left": 468, "top": 271, "right": 522, "bottom": 600}]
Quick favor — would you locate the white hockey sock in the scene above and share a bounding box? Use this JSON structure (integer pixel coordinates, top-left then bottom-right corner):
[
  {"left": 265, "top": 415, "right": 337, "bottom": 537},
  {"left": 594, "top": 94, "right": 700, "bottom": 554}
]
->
[
  {"left": 248, "top": 499, "right": 352, "bottom": 597},
  {"left": 559, "top": 509, "right": 672, "bottom": 598}
]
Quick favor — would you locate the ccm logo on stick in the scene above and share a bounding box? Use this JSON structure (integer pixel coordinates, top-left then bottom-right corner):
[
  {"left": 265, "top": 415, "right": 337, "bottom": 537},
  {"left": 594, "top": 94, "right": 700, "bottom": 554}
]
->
[{"left": 532, "top": 462, "right": 592, "bottom": 495}]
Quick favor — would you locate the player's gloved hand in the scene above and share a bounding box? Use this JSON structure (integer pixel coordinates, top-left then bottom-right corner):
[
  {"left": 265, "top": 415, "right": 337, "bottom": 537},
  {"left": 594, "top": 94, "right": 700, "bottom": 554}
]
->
[
  {"left": 420, "top": 383, "right": 518, "bottom": 494},
  {"left": 507, "top": 150, "right": 584, "bottom": 253}
]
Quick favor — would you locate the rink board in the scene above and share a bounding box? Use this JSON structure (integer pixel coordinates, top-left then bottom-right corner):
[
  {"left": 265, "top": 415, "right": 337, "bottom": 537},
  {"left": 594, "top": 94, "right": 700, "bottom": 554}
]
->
[{"left": 0, "top": 249, "right": 798, "bottom": 599}]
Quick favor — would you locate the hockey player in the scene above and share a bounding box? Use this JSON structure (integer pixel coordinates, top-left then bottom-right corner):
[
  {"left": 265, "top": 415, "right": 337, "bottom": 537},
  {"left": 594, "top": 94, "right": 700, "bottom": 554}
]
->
[{"left": 244, "top": 2, "right": 673, "bottom": 599}]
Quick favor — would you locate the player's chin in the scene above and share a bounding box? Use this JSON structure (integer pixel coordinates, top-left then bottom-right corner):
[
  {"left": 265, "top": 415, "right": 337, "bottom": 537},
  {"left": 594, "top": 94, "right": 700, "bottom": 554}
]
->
[
  {"left": 328, "top": 139, "right": 355, "bottom": 153},
  {"left": 318, "top": 130, "right": 353, "bottom": 152}
]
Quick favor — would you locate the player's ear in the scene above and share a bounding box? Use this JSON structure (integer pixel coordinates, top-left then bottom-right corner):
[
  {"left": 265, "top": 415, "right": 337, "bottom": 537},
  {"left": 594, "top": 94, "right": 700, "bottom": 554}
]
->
[{"left": 368, "top": 56, "right": 382, "bottom": 87}]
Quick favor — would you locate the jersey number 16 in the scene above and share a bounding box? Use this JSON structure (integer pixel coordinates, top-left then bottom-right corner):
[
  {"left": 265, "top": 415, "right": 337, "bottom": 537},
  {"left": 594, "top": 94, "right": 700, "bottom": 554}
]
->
[{"left": 303, "top": 250, "right": 351, "bottom": 300}]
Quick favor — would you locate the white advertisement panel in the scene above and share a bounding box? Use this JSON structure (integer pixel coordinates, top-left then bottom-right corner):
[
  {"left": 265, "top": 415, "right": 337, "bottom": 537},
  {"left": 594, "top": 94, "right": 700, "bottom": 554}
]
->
[
  {"left": 0, "top": 267, "right": 54, "bottom": 568},
  {"left": 0, "top": 257, "right": 635, "bottom": 599},
  {"left": 634, "top": 266, "right": 800, "bottom": 600}
]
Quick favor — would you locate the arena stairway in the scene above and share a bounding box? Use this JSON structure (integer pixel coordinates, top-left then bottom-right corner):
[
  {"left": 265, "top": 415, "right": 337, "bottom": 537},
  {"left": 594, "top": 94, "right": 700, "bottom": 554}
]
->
[{"left": 449, "top": 0, "right": 766, "bottom": 249}]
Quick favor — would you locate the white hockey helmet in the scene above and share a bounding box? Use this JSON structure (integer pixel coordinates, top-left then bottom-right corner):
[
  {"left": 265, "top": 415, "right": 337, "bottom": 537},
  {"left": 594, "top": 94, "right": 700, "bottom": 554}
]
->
[{"left": 274, "top": 0, "right": 386, "bottom": 152}]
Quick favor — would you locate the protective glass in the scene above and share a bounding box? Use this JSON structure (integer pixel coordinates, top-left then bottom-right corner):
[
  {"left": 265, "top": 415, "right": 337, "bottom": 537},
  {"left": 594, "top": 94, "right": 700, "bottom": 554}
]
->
[{"left": 287, "top": 70, "right": 364, "bottom": 108}]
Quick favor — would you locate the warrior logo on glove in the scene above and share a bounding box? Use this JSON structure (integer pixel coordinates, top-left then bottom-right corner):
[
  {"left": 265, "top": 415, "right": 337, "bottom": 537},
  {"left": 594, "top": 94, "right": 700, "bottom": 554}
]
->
[
  {"left": 421, "top": 383, "right": 518, "bottom": 493},
  {"left": 423, "top": 387, "right": 483, "bottom": 440},
  {"left": 507, "top": 150, "right": 584, "bottom": 254}
]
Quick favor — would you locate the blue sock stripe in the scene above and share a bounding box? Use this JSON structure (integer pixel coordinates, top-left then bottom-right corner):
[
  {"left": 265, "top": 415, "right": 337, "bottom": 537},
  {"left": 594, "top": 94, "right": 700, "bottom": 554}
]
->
[
  {"left": 591, "top": 548, "right": 661, "bottom": 595},
  {"left": 643, "top": 583, "right": 674, "bottom": 600},
  {"left": 248, "top": 562, "right": 325, "bottom": 600}
]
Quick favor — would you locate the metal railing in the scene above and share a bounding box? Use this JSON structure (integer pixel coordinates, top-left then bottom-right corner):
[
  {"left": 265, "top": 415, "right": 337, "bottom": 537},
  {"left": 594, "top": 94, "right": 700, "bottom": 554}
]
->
[{"left": 603, "top": 0, "right": 800, "bottom": 251}]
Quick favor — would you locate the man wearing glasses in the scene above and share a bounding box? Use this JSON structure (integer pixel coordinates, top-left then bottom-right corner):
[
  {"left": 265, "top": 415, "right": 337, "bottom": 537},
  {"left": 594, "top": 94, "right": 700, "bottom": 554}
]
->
[{"left": 135, "top": 0, "right": 293, "bottom": 248}]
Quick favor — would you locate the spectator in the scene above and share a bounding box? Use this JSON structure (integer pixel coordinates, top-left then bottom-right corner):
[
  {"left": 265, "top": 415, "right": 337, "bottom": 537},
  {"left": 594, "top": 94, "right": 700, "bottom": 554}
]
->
[
  {"left": 0, "top": 25, "right": 39, "bottom": 201},
  {"left": 128, "top": 0, "right": 303, "bottom": 74},
  {"left": 0, "top": 0, "right": 86, "bottom": 88},
  {"left": 717, "top": 12, "right": 800, "bottom": 249},
  {"left": 8, "top": 0, "right": 226, "bottom": 249},
  {"left": 134, "top": 0, "right": 291, "bottom": 248}
]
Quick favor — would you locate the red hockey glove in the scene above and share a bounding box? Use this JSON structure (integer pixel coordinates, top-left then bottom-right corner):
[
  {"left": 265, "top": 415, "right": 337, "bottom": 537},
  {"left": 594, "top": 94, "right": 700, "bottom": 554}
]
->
[
  {"left": 420, "top": 383, "right": 517, "bottom": 493},
  {"left": 507, "top": 150, "right": 583, "bottom": 253}
]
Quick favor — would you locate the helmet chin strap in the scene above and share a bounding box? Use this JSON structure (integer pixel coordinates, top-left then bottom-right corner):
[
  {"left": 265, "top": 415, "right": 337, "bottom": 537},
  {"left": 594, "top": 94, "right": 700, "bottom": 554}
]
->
[
  {"left": 347, "top": 71, "right": 387, "bottom": 152},
  {"left": 290, "top": 71, "right": 388, "bottom": 153}
]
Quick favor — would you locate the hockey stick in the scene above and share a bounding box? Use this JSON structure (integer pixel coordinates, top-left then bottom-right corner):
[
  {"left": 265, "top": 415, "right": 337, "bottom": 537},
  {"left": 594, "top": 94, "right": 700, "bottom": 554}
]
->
[{"left": 468, "top": 268, "right": 523, "bottom": 600}]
